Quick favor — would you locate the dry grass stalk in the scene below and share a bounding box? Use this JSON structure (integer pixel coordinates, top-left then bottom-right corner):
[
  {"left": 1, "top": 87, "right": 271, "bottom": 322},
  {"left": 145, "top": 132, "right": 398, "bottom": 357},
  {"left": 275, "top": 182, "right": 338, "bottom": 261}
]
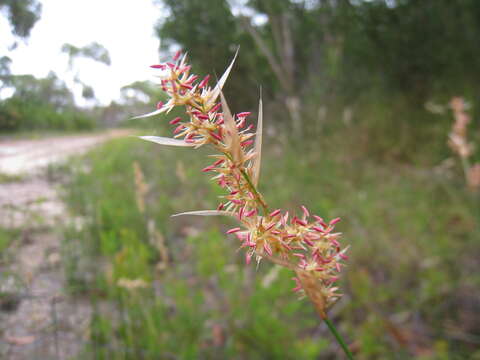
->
[
  {"left": 448, "top": 96, "right": 480, "bottom": 191},
  {"left": 175, "top": 160, "right": 187, "bottom": 183},
  {"left": 148, "top": 219, "right": 169, "bottom": 272},
  {"left": 449, "top": 97, "right": 473, "bottom": 158},
  {"left": 133, "top": 161, "right": 148, "bottom": 214},
  {"left": 467, "top": 163, "right": 480, "bottom": 191},
  {"left": 117, "top": 278, "right": 149, "bottom": 290},
  {"left": 133, "top": 162, "right": 170, "bottom": 271}
]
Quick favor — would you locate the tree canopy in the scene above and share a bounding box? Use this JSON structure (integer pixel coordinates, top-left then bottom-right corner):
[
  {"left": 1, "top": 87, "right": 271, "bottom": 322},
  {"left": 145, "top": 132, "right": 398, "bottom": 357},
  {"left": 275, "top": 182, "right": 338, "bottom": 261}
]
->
[
  {"left": 156, "top": 0, "right": 480, "bottom": 108},
  {"left": 0, "top": 0, "right": 42, "bottom": 39}
]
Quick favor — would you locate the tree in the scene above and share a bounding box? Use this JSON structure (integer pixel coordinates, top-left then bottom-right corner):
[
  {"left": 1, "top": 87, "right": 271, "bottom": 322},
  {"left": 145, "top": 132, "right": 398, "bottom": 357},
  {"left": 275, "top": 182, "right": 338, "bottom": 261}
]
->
[
  {"left": 340, "top": 0, "right": 480, "bottom": 102},
  {"left": 0, "top": 72, "right": 97, "bottom": 131},
  {"left": 61, "top": 42, "right": 111, "bottom": 69},
  {"left": 154, "top": 0, "right": 480, "bottom": 134},
  {"left": 239, "top": 0, "right": 320, "bottom": 134},
  {"left": 155, "top": 0, "right": 275, "bottom": 112},
  {"left": 155, "top": 0, "right": 344, "bottom": 134},
  {"left": 0, "top": 56, "right": 12, "bottom": 87},
  {"left": 61, "top": 42, "right": 111, "bottom": 101},
  {"left": 0, "top": 0, "right": 42, "bottom": 39},
  {"left": 8, "top": 71, "right": 74, "bottom": 108},
  {"left": 0, "top": 0, "right": 42, "bottom": 86}
]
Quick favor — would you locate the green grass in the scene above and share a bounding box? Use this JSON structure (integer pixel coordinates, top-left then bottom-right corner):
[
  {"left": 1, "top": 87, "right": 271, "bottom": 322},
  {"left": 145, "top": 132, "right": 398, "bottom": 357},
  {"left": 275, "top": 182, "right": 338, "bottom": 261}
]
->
[
  {"left": 0, "top": 172, "right": 24, "bottom": 184},
  {"left": 0, "top": 228, "right": 17, "bottom": 260},
  {"left": 60, "top": 127, "right": 480, "bottom": 359}
]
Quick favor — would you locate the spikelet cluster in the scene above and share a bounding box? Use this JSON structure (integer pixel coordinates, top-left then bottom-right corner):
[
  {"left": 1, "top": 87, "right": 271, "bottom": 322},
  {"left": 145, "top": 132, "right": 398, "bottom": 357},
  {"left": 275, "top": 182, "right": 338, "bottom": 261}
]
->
[
  {"left": 136, "top": 50, "right": 348, "bottom": 316},
  {"left": 449, "top": 97, "right": 473, "bottom": 158},
  {"left": 448, "top": 97, "right": 480, "bottom": 191}
]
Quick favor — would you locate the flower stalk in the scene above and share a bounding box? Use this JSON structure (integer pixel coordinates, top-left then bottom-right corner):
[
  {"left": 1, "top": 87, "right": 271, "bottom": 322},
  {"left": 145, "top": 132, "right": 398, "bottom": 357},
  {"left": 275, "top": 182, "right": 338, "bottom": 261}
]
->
[
  {"left": 324, "top": 317, "right": 355, "bottom": 360},
  {"left": 135, "top": 50, "right": 352, "bottom": 356}
]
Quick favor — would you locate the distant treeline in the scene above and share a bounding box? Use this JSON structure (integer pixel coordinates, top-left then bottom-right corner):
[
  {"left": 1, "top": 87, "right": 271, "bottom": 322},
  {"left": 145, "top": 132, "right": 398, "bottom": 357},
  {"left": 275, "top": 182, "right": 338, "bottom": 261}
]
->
[
  {"left": 155, "top": 0, "right": 480, "bottom": 159},
  {"left": 0, "top": 73, "right": 96, "bottom": 131},
  {"left": 159, "top": 0, "right": 480, "bottom": 108}
]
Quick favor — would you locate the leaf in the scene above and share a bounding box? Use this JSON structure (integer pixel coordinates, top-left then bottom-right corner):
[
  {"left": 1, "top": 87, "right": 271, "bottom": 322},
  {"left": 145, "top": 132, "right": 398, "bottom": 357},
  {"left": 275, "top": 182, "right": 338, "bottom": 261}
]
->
[
  {"left": 252, "top": 96, "right": 263, "bottom": 186},
  {"left": 139, "top": 136, "right": 195, "bottom": 147},
  {"left": 207, "top": 47, "right": 239, "bottom": 106},
  {"left": 220, "top": 92, "right": 242, "bottom": 163},
  {"left": 171, "top": 210, "right": 235, "bottom": 217},
  {"left": 132, "top": 107, "right": 168, "bottom": 120}
]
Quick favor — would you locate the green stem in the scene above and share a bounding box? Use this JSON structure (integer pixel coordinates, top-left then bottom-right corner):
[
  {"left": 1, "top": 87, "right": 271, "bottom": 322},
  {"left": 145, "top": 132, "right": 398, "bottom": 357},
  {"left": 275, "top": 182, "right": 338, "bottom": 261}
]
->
[
  {"left": 324, "top": 317, "right": 354, "bottom": 360},
  {"left": 240, "top": 169, "right": 268, "bottom": 214},
  {"left": 460, "top": 156, "right": 471, "bottom": 185}
]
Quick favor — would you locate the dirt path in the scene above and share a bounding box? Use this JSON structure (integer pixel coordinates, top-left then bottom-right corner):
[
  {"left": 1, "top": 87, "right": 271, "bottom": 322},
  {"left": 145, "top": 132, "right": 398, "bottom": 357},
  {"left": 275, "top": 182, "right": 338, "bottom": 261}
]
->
[
  {"left": 0, "top": 129, "right": 132, "bottom": 176},
  {"left": 0, "top": 129, "right": 132, "bottom": 228},
  {"left": 0, "top": 129, "right": 131, "bottom": 359}
]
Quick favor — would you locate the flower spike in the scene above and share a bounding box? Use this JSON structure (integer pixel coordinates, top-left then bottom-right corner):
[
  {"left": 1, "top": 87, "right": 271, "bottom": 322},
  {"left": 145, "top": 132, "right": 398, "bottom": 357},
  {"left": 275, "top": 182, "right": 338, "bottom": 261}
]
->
[{"left": 135, "top": 49, "right": 349, "bottom": 320}]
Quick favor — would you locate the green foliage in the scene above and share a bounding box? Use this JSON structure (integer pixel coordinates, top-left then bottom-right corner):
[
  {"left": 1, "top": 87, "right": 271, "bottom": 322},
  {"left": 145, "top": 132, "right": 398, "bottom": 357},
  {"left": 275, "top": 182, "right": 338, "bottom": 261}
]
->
[
  {"left": 0, "top": 228, "right": 14, "bottom": 257},
  {"left": 61, "top": 42, "right": 111, "bottom": 68},
  {"left": 156, "top": 0, "right": 274, "bottom": 110},
  {"left": 0, "top": 172, "right": 23, "bottom": 184},
  {"left": 50, "top": 2, "right": 480, "bottom": 357},
  {"left": 0, "top": 96, "right": 95, "bottom": 131},
  {"left": 0, "top": 0, "right": 41, "bottom": 85},
  {"left": 6, "top": 72, "right": 74, "bottom": 107},
  {"left": 0, "top": 0, "right": 41, "bottom": 39},
  {"left": 61, "top": 138, "right": 332, "bottom": 359},
  {"left": 0, "top": 56, "right": 12, "bottom": 80},
  {"left": 0, "top": 72, "right": 96, "bottom": 131},
  {"left": 155, "top": 0, "right": 480, "bottom": 152},
  {"left": 60, "top": 41, "right": 111, "bottom": 101},
  {"left": 343, "top": 0, "right": 480, "bottom": 99},
  {"left": 61, "top": 131, "right": 479, "bottom": 358}
]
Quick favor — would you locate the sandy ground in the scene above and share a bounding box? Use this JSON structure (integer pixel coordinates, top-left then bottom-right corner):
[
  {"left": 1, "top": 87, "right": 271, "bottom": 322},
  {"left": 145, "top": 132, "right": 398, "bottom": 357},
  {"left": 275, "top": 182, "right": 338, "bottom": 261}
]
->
[
  {"left": 0, "top": 129, "right": 131, "bottom": 228},
  {"left": 0, "top": 129, "right": 132, "bottom": 176},
  {"left": 0, "top": 129, "right": 131, "bottom": 359}
]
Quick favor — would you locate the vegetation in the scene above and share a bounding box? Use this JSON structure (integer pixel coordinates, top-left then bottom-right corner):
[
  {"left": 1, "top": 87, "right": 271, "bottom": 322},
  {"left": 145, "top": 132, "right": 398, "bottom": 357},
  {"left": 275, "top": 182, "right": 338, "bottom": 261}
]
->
[
  {"left": 0, "top": 0, "right": 42, "bottom": 40},
  {"left": 156, "top": 0, "right": 480, "bottom": 150},
  {"left": 0, "top": 6, "right": 110, "bottom": 132},
  {"left": 0, "top": 73, "right": 96, "bottom": 131},
  {"left": 55, "top": 1, "right": 480, "bottom": 357},
  {"left": 135, "top": 51, "right": 352, "bottom": 356},
  {"left": 1, "top": 0, "right": 479, "bottom": 358},
  {"left": 60, "top": 110, "right": 479, "bottom": 358}
]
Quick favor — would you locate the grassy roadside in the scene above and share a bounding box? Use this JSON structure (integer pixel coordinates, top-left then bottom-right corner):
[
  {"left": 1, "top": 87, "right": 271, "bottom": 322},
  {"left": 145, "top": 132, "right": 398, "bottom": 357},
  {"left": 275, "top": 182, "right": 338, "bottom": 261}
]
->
[{"left": 60, "top": 131, "right": 479, "bottom": 359}]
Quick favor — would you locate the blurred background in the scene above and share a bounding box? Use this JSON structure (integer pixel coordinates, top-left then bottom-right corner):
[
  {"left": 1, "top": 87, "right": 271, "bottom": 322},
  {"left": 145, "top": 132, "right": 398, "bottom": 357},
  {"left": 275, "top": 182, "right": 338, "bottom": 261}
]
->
[{"left": 0, "top": 0, "right": 479, "bottom": 359}]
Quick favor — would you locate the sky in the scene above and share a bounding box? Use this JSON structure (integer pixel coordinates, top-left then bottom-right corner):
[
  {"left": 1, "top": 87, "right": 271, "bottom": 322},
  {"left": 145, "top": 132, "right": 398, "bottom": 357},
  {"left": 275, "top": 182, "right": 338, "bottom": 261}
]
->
[{"left": 0, "top": 0, "right": 163, "bottom": 105}]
